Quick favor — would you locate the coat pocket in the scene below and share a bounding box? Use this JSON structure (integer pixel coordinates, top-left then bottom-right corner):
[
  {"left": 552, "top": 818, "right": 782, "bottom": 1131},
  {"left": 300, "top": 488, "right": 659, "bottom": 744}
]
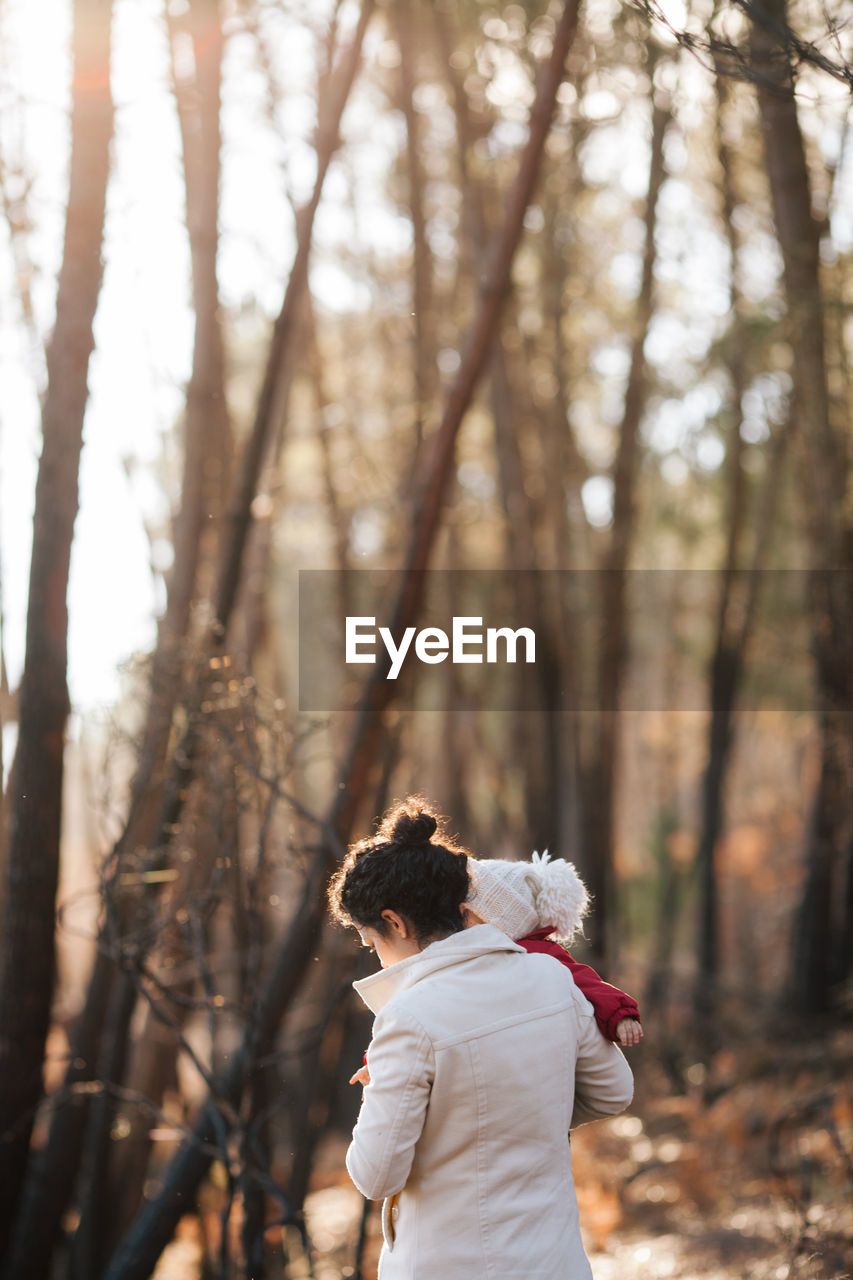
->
[{"left": 380, "top": 1193, "right": 400, "bottom": 1251}]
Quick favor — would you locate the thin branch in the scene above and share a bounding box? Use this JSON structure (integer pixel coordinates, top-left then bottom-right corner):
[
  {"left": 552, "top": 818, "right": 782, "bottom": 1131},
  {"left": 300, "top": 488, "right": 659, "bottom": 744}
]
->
[{"left": 637, "top": 0, "right": 853, "bottom": 90}]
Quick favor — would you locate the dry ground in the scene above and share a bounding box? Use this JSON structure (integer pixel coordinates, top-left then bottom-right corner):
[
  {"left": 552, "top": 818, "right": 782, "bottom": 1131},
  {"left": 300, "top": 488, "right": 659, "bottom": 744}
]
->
[
  {"left": 300, "top": 1025, "right": 853, "bottom": 1280},
  {"left": 151, "top": 1026, "right": 853, "bottom": 1279}
]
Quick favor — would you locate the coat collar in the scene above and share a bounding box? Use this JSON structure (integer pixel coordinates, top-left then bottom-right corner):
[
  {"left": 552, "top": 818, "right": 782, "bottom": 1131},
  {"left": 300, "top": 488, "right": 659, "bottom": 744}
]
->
[
  {"left": 521, "top": 927, "right": 558, "bottom": 942},
  {"left": 353, "top": 923, "right": 525, "bottom": 1015}
]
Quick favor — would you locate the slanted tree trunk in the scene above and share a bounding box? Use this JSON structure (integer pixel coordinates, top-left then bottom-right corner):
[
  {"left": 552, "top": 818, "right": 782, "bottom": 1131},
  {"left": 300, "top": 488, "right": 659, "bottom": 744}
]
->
[
  {"left": 101, "top": 10, "right": 581, "bottom": 1275},
  {"left": 6, "top": 6, "right": 372, "bottom": 1276},
  {"left": 213, "top": 0, "right": 376, "bottom": 638},
  {"left": 751, "top": 0, "right": 853, "bottom": 1012},
  {"left": 582, "top": 80, "right": 670, "bottom": 961},
  {"left": 0, "top": 0, "right": 114, "bottom": 1261},
  {"left": 332, "top": 0, "right": 583, "bottom": 842}
]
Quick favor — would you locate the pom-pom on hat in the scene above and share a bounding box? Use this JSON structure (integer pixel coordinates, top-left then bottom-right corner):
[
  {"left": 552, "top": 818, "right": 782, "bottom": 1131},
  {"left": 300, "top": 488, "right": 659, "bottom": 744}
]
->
[{"left": 466, "top": 851, "right": 590, "bottom": 941}]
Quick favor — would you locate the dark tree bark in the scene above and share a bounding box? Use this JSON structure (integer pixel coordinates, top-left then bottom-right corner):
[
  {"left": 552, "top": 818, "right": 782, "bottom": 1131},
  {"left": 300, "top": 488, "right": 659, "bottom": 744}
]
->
[
  {"left": 751, "top": 0, "right": 853, "bottom": 1011},
  {"left": 438, "top": 1, "right": 575, "bottom": 857},
  {"left": 695, "top": 414, "right": 791, "bottom": 1027},
  {"left": 3, "top": 6, "right": 231, "bottom": 1273},
  {"left": 5, "top": 6, "right": 372, "bottom": 1276},
  {"left": 751, "top": 1, "right": 844, "bottom": 556},
  {"left": 331, "top": 0, "right": 583, "bottom": 842},
  {"left": 582, "top": 82, "right": 670, "bottom": 961},
  {"left": 0, "top": 0, "right": 114, "bottom": 1260},
  {"left": 167, "top": 0, "right": 232, "bottom": 612},
  {"left": 792, "top": 710, "right": 852, "bottom": 1011},
  {"left": 100, "top": 10, "right": 581, "bottom": 1275},
  {"left": 489, "top": 338, "right": 559, "bottom": 854},
  {"left": 0, "top": 569, "right": 9, "bottom": 862},
  {"left": 694, "top": 67, "right": 754, "bottom": 1016},
  {"left": 69, "top": 11, "right": 231, "bottom": 1276}
]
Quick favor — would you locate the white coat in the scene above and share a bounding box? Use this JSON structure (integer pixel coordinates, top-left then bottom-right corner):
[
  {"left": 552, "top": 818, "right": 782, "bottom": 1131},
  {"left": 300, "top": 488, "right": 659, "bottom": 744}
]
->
[{"left": 346, "top": 923, "right": 634, "bottom": 1280}]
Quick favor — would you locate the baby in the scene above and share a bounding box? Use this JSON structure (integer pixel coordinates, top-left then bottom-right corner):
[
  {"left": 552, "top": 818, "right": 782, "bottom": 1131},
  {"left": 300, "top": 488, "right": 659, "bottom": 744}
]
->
[
  {"left": 351, "top": 851, "right": 641, "bottom": 1087},
  {"left": 464, "top": 851, "right": 642, "bottom": 1046}
]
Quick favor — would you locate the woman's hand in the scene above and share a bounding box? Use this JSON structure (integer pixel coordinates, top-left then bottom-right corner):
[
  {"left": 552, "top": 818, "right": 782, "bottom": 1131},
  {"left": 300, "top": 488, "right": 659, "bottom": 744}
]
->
[
  {"left": 615, "top": 1018, "right": 643, "bottom": 1047},
  {"left": 349, "top": 1064, "right": 371, "bottom": 1087}
]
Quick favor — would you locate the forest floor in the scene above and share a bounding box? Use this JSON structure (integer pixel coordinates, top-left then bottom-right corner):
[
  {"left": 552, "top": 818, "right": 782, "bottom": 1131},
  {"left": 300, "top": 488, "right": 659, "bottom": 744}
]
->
[
  {"left": 295, "top": 1023, "right": 853, "bottom": 1280},
  {"left": 151, "top": 1024, "right": 853, "bottom": 1279}
]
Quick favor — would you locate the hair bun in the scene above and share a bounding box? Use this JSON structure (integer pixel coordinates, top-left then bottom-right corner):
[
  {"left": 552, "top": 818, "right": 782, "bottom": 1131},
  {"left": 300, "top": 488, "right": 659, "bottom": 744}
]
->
[{"left": 392, "top": 809, "right": 437, "bottom": 846}]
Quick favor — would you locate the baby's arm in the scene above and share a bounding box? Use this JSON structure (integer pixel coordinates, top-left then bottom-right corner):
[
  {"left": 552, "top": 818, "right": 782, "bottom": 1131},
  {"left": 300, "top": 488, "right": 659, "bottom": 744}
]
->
[
  {"left": 562, "top": 954, "right": 643, "bottom": 1044},
  {"left": 516, "top": 934, "right": 645, "bottom": 1043}
]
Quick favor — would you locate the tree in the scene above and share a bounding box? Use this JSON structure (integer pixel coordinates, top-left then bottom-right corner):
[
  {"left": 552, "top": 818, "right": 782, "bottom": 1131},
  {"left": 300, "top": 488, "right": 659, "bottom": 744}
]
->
[
  {"left": 750, "top": 0, "right": 853, "bottom": 1013},
  {"left": 68, "top": 5, "right": 232, "bottom": 1274},
  {"left": 581, "top": 58, "right": 671, "bottom": 960},
  {"left": 3, "top": 5, "right": 375, "bottom": 1276},
  {"left": 0, "top": 0, "right": 114, "bottom": 1256},
  {"left": 100, "top": 6, "right": 581, "bottom": 1273}
]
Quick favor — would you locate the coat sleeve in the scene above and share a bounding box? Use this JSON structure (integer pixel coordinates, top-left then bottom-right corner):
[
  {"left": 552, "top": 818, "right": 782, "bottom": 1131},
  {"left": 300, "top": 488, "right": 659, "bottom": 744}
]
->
[
  {"left": 569, "top": 995, "right": 634, "bottom": 1128},
  {"left": 517, "top": 935, "right": 642, "bottom": 1042},
  {"left": 346, "top": 1007, "right": 434, "bottom": 1201},
  {"left": 562, "top": 955, "right": 642, "bottom": 1041}
]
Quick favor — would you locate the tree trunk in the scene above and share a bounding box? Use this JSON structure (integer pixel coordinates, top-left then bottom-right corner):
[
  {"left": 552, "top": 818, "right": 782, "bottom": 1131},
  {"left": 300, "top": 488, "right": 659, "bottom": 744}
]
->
[
  {"left": 694, "top": 66, "right": 753, "bottom": 1017},
  {"left": 791, "top": 711, "right": 850, "bottom": 1012},
  {"left": 751, "top": 1, "right": 843, "bottom": 562},
  {"left": 305, "top": 296, "right": 352, "bottom": 592},
  {"left": 0, "top": 568, "right": 10, "bottom": 865},
  {"left": 5, "top": 6, "right": 372, "bottom": 1275},
  {"left": 100, "top": 10, "right": 581, "bottom": 1274},
  {"left": 167, "top": 0, "right": 232, "bottom": 613},
  {"left": 213, "top": 0, "right": 376, "bottom": 638},
  {"left": 329, "top": 0, "right": 583, "bottom": 843},
  {"left": 0, "top": 0, "right": 114, "bottom": 1259},
  {"left": 69, "top": 11, "right": 231, "bottom": 1274},
  {"left": 394, "top": 0, "right": 436, "bottom": 475},
  {"left": 442, "top": 0, "right": 578, "bottom": 858},
  {"left": 539, "top": 142, "right": 591, "bottom": 865},
  {"left": 582, "top": 84, "right": 670, "bottom": 961},
  {"left": 751, "top": 0, "right": 853, "bottom": 1010},
  {"left": 0, "top": 136, "right": 44, "bottom": 388}
]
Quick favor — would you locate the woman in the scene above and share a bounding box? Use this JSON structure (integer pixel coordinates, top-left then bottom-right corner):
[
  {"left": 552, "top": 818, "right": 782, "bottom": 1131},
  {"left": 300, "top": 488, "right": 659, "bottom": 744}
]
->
[{"left": 327, "top": 797, "right": 634, "bottom": 1280}]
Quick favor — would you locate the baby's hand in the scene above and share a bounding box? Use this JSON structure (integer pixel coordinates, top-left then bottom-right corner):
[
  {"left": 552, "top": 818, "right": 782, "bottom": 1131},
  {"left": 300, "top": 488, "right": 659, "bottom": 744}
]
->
[
  {"left": 616, "top": 1018, "right": 643, "bottom": 1047},
  {"left": 349, "top": 1064, "right": 371, "bottom": 1087}
]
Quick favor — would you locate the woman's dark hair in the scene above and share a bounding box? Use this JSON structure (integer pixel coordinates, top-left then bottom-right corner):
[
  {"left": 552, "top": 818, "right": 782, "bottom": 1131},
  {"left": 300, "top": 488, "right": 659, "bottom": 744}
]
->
[{"left": 327, "top": 796, "right": 470, "bottom": 945}]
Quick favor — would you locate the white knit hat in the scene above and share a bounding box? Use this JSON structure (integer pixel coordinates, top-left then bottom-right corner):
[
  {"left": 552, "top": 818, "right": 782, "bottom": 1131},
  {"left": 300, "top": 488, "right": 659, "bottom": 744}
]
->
[{"left": 465, "top": 851, "right": 590, "bottom": 941}]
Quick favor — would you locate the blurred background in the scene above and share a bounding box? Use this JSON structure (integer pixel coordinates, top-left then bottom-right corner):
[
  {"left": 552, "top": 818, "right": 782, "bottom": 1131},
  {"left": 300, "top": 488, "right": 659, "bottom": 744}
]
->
[{"left": 0, "top": 0, "right": 851, "bottom": 1276}]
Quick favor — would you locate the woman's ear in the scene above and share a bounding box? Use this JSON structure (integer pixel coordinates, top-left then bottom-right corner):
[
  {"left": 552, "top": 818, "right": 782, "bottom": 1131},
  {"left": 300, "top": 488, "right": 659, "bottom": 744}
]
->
[{"left": 380, "top": 909, "right": 410, "bottom": 937}]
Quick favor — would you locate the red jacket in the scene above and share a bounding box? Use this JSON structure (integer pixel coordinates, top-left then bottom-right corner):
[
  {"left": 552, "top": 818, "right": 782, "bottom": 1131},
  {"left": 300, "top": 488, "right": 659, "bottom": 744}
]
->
[{"left": 517, "top": 928, "right": 641, "bottom": 1042}]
